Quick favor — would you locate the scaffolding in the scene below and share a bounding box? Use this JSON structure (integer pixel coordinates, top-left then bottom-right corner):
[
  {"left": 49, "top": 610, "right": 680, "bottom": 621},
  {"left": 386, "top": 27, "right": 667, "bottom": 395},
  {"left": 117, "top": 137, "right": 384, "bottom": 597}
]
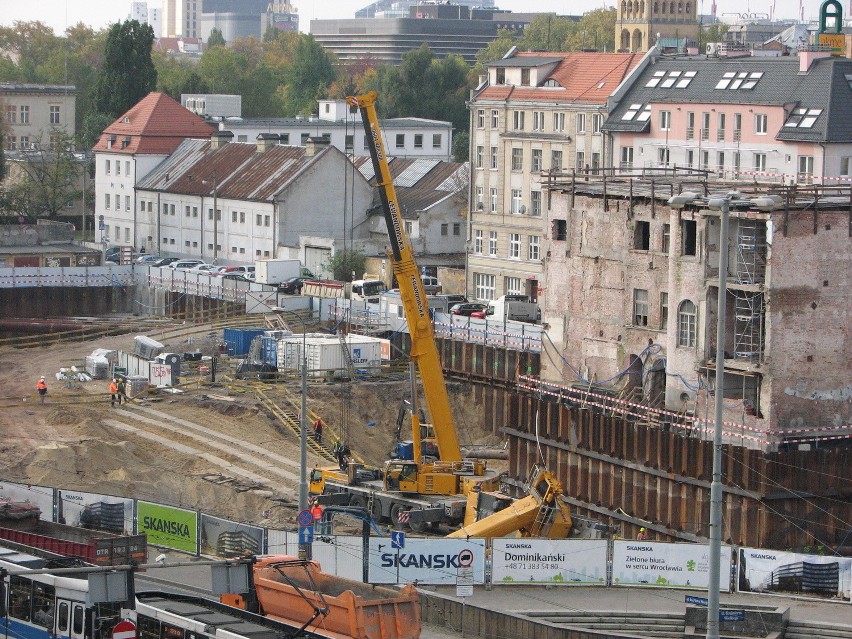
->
[{"left": 733, "top": 219, "right": 766, "bottom": 361}]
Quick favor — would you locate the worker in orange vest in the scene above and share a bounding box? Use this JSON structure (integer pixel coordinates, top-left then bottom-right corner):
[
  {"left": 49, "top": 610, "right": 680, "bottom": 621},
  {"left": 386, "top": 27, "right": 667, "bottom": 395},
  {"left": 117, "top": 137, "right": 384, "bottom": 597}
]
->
[
  {"left": 36, "top": 376, "right": 47, "bottom": 404},
  {"left": 310, "top": 498, "right": 325, "bottom": 534},
  {"left": 109, "top": 379, "right": 120, "bottom": 407}
]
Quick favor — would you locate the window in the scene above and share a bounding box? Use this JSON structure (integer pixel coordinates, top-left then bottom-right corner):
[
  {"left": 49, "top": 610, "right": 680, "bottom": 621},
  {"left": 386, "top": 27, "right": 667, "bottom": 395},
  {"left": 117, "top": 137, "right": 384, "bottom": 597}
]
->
[
  {"left": 105, "top": 193, "right": 110, "bottom": 209},
  {"left": 528, "top": 235, "right": 540, "bottom": 260},
  {"left": 474, "top": 273, "right": 496, "bottom": 300},
  {"left": 593, "top": 113, "right": 602, "bottom": 134},
  {"left": 395, "top": 134, "right": 405, "bottom": 149},
  {"left": 532, "top": 111, "right": 545, "bottom": 131},
  {"left": 432, "top": 134, "right": 441, "bottom": 148},
  {"left": 551, "top": 150, "right": 563, "bottom": 170},
  {"left": 715, "top": 70, "right": 764, "bottom": 91},
  {"left": 576, "top": 113, "right": 586, "bottom": 134},
  {"left": 115, "top": 160, "right": 121, "bottom": 176},
  {"left": 677, "top": 300, "right": 697, "bottom": 347},
  {"left": 10, "top": 576, "right": 33, "bottom": 620},
  {"left": 701, "top": 112, "right": 710, "bottom": 140},
  {"left": 634, "top": 221, "right": 650, "bottom": 250},
  {"left": 114, "top": 226, "right": 120, "bottom": 240},
  {"left": 488, "top": 231, "right": 498, "bottom": 255},
  {"left": 681, "top": 219, "right": 697, "bottom": 256},
  {"left": 785, "top": 107, "right": 823, "bottom": 129},
  {"left": 476, "top": 186, "right": 483, "bottom": 209},
  {"left": 509, "top": 233, "right": 521, "bottom": 258},
  {"left": 496, "top": 68, "right": 506, "bottom": 84},
  {"left": 662, "top": 224, "right": 671, "bottom": 254},
  {"left": 264, "top": 215, "right": 270, "bottom": 227},
  {"left": 491, "top": 110, "right": 499, "bottom": 127},
  {"left": 5, "top": 105, "right": 16, "bottom": 123},
  {"left": 256, "top": 213, "right": 261, "bottom": 225},
  {"left": 148, "top": 201, "right": 152, "bottom": 212},
  {"left": 531, "top": 149, "right": 542, "bottom": 172},
  {"left": 511, "top": 189, "right": 523, "bottom": 214},
  {"left": 841, "top": 157, "right": 851, "bottom": 176},
  {"left": 620, "top": 146, "right": 634, "bottom": 168},
  {"left": 717, "top": 112, "right": 726, "bottom": 141},
  {"left": 490, "top": 187, "right": 497, "bottom": 213},
  {"left": 512, "top": 110, "right": 525, "bottom": 130},
  {"left": 140, "top": 201, "right": 146, "bottom": 212},
  {"left": 530, "top": 190, "right": 541, "bottom": 216},
  {"left": 195, "top": 207, "right": 200, "bottom": 218},
  {"left": 414, "top": 134, "right": 423, "bottom": 149},
  {"left": 633, "top": 289, "right": 649, "bottom": 326},
  {"left": 552, "top": 219, "right": 567, "bottom": 240},
  {"left": 49, "top": 105, "right": 60, "bottom": 124},
  {"left": 701, "top": 150, "right": 709, "bottom": 169},
  {"left": 474, "top": 229, "right": 483, "bottom": 254},
  {"left": 19, "top": 135, "right": 28, "bottom": 149},
  {"left": 504, "top": 276, "right": 523, "bottom": 296},
  {"left": 20, "top": 105, "right": 29, "bottom": 123},
  {"left": 477, "top": 109, "right": 485, "bottom": 128},
  {"left": 753, "top": 153, "right": 767, "bottom": 172},
  {"left": 441, "top": 223, "right": 448, "bottom": 236},
  {"left": 105, "top": 159, "right": 112, "bottom": 175},
  {"left": 660, "top": 292, "right": 669, "bottom": 330},
  {"left": 453, "top": 223, "right": 460, "bottom": 235},
  {"left": 511, "top": 147, "right": 523, "bottom": 171},
  {"left": 686, "top": 111, "right": 695, "bottom": 139},
  {"left": 553, "top": 112, "right": 565, "bottom": 131},
  {"left": 591, "top": 152, "right": 601, "bottom": 173},
  {"left": 686, "top": 149, "right": 694, "bottom": 167},
  {"left": 754, "top": 113, "right": 768, "bottom": 134},
  {"left": 521, "top": 68, "right": 530, "bottom": 85},
  {"left": 576, "top": 151, "right": 585, "bottom": 170},
  {"left": 115, "top": 195, "right": 120, "bottom": 210},
  {"left": 490, "top": 146, "right": 498, "bottom": 169},
  {"left": 476, "top": 146, "right": 483, "bottom": 168},
  {"left": 798, "top": 155, "right": 814, "bottom": 184},
  {"left": 733, "top": 113, "right": 742, "bottom": 141},
  {"left": 658, "top": 147, "right": 669, "bottom": 166},
  {"left": 300, "top": 133, "right": 309, "bottom": 145},
  {"left": 659, "top": 110, "right": 671, "bottom": 131},
  {"left": 405, "top": 221, "right": 413, "bottom": 236},
  {"left": 717, "top": 151, "right": 725, "bottom": 175},
  {"left": 125, "top": 196, "right": 130, "bottom": 211}
]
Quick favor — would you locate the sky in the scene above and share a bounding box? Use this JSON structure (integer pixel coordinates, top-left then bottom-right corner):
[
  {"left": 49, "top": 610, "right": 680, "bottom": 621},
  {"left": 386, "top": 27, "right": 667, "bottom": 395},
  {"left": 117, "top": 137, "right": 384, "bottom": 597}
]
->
[{"left": 0, "top": 0, "right": 830, "bottom": 34}]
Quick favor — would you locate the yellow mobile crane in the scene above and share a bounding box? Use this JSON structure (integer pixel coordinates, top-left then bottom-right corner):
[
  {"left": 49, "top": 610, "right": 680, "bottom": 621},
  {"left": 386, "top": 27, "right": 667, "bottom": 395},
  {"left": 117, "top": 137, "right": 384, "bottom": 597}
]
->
[{"left": 310, "top": 92, "right": 497, "bottom": 530}]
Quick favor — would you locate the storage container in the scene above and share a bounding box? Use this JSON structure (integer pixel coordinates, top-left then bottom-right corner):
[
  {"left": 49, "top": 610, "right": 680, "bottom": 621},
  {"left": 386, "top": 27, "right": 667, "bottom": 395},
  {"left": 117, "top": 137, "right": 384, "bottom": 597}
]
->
[
  {"left": 276, "top": 333, "right": 383, "bottom": 377},
  {"left": 223, "top": 327, "right": 266, "bottom": 356},
  {"left": 261, "top": 336, "right": 278, "bottom": 366},
  {"left": 134, "top": 335, "right": 164, "bottom": 359}
]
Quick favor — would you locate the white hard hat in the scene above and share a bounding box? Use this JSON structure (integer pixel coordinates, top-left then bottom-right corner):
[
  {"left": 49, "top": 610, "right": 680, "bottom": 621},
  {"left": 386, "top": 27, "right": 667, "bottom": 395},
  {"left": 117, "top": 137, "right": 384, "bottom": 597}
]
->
[{"left": 40, "top": 376, "right": 45, "bottom": 379}]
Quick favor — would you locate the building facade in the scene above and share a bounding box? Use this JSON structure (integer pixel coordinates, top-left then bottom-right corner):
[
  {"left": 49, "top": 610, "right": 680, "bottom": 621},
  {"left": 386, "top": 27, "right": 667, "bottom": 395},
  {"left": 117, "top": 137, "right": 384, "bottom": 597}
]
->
[
  {"left": 0, "top": 84, "right": 76, "bottom": 151},
  {"left": 162, "top": 0, "right": 198, "bottom": 38},
  {"left": 466, "top": 50, "right": 643, "bottom": 303},
  {"left": 615, "top": 0, "right": 700, "bottom": 53}
]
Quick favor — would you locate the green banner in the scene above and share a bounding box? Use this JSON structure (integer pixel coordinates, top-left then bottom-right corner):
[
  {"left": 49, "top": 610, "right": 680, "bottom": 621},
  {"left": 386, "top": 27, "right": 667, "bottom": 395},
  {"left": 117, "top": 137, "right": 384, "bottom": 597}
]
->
[{"left": 137, "top": 501, "right": 197, "bottom": 553}]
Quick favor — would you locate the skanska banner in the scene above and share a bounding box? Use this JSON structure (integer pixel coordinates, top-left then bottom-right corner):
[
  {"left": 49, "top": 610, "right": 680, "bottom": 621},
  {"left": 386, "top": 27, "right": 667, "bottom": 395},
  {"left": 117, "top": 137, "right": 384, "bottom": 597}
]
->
[
  {"left": 492, "top": 538, "right": 608, "bottom": 585},
  {"left": 737, "top": 547, "right": 851, "bottom": 601},
  {"left": 368, "top": 537, "right": 486, "bottom": 585},
  {"left": 612, "top": 540, "right": 731, "bottom": 590}
]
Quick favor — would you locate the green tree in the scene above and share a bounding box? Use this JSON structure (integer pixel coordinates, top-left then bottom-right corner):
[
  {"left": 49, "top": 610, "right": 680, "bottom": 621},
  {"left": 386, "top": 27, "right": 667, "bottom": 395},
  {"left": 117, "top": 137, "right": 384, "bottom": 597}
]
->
[
  {"left": 79, "top": 111, "right": 115, "bottom": 150},
  {"left": 208, "top": 27, "right": 226, "bottom": 47},
  {"left": 281, "top": 35, "right": 337, "bottom": 116},
  {"left": 452, "top": 131, "right": 469, "bottom": 163},
  {"left": 563, "top": 9, "right": 617, "bottom": 52},
  {"left": 521, "top": 14, "right": 577, "bottom": 52},
  {"left": 2, "top": 131, "right": 83, "bottom": 218},
  {"left": 326, "top": 249, "right": 366, "bottom": 282},
  {"left": 94, "top": 20, "right": 157, "bottom": 118},
  {"left": 698, "top": 23, "right": 729, "bottom": 51},
  {"left": 475, "top": 29, "right": 518, "bottom": 69},
  {"left": 155, "top": 52, "right": 209, "bottom": 100}
]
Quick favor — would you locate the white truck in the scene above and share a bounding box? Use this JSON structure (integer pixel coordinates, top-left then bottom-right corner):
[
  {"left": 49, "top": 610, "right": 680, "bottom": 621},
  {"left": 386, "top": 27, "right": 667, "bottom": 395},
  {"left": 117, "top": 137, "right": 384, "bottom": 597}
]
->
[
  {"left": 486, "top": 294, "right": 541, "bottom": 324},
  {"left": 255, "top": 259, "right": 313, "bottom": 286}
]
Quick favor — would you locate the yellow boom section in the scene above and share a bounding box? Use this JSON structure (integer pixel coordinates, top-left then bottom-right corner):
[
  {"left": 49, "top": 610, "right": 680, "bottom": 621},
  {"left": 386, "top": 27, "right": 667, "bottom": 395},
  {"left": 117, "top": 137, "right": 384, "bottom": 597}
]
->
[{"left": 347, "top": 91, "right": 461, "bottom": 463}]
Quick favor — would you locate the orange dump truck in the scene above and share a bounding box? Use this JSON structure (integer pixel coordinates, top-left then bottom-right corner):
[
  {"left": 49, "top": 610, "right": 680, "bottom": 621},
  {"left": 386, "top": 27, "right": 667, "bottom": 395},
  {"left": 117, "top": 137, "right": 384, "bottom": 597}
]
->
[{"left": 221, "top": 556, "right": 421, "bottom": 639}]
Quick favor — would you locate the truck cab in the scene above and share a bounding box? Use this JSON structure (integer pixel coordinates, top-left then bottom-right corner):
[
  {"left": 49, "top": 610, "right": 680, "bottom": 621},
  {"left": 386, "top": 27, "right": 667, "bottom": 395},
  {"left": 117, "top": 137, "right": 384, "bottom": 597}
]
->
[{"left": 350, "top": 279, "right": 386, "bottom": 303}]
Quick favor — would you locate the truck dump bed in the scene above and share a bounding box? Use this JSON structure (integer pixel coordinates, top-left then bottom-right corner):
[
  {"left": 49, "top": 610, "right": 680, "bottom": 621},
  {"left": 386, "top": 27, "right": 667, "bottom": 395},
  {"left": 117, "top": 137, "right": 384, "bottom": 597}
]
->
[{"left": 250, "top": 556, "right": 420, "bottom": 639}]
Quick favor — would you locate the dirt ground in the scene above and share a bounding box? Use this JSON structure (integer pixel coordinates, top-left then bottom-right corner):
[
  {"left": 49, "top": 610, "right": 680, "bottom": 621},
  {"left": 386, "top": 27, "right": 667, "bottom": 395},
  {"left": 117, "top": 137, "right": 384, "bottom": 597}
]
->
[{"left": 0, "top": 327, "right": 500, "bottom": 531}]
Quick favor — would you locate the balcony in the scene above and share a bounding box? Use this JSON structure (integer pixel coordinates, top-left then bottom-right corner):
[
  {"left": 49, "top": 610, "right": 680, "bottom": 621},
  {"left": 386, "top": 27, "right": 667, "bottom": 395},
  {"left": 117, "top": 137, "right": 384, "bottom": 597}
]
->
[
  {"left": 686, "top": 127, "right": 694, "bottom": 140},
  {"left": 700, "top": 128, "right": 709, "bottom": 141},
  {"left": 717, "top": 129, "right": 726, "bottom": 142}
]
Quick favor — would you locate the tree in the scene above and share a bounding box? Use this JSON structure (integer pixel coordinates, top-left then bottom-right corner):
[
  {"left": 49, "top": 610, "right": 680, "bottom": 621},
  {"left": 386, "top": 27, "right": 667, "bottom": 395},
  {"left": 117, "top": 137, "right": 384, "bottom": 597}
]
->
[
  {"left": 208, "top": 27, "right": 226, "bottom": 47},
  {"left": 521, "top": 15, "right": 577, "bottom": 52},
  {"left": 1, "top": 131, "right": 83, "bottom": 219},
  {"left": 280, "top": 35, "right": 338, "bottom": 116},
  {"left": 452, "top": 131, "right": 469, "bottom": 163},
  {"left": 79, "top": 111, "right": 115, "bottom": 150},
  {"left": 699, "top": 23, "right": 729, "bottom": 51},
  {"left": 562, "top": 9, "right": 617, "bottom": 52},
  {"left": 475, "top": 29, "right": 518, "bottom": 69},
  {"left": 326, "top": 249, "right": 366, "bottom": 282},
  {"left": 155, "top": 52, "right": 209, "bottom": 100},
  {"left": 93, "top": 20, "right": 157, "bottom": 118}
]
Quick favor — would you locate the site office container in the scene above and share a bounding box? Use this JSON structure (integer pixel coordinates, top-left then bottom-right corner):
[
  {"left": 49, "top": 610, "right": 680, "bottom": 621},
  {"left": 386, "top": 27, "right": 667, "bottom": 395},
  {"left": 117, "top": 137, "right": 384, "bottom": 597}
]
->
[
  {"left": 223, "top": 327, "right": 266, "bottom": 356},
  {"left": 276, "top": 334, "right": 385, "bottom": 377}
]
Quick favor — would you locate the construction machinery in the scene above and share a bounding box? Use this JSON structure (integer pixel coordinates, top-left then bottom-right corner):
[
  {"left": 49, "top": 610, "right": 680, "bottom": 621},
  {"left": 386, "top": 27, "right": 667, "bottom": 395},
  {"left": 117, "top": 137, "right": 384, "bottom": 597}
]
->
[{"left": 309, "top": 91, "right": 499, "bottom": 531}]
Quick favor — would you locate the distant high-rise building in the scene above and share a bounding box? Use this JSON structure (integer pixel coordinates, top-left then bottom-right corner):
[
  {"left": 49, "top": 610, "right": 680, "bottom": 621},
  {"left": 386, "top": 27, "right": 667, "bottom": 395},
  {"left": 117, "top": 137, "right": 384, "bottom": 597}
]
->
[
  {"left": 129, "top": 1, "right": 148, "bottom": 23},
  {"left": 128, "top": 2, "right": 163, "bottom": 38},
  {"left": 355, "top": 0, "right": 495, "bottom": 19},
  {"left": 162, "top": 0, "right": 198, "bottom": 38}
]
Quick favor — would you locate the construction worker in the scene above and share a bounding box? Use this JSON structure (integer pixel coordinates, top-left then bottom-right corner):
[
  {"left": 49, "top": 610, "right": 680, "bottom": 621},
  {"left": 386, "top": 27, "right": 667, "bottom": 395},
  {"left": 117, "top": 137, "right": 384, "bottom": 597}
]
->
[
  {"left": 116, "top": 377, "right": 127, "bottom": 404},
  {"left": 310, "top": 498, "right": 326, "bottom": 534},
  {"left": 36, "top": 376, "right": 47, "bottom": 404},
  {"left": 313, "top": 418, "right": 323, "bottom": 443},
  {"left": 637, "top": 527, "right": 649, "bottom": 541},
  {"left": 109, "top": 379, "right": 120, "bottom": 407}
]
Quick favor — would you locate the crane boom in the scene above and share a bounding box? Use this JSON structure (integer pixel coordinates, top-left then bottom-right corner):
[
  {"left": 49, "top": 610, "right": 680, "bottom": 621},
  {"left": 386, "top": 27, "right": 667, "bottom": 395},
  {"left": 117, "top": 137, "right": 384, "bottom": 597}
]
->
[{"left": 348, "top": 91, "right": 462, "bottom": 463}]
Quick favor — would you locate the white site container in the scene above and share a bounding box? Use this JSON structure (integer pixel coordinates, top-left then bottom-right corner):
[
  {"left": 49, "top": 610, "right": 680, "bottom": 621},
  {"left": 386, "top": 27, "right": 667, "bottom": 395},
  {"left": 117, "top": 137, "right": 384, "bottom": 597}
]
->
[{"left": 276, "top": 333, "right": 385, "bottom": 377}]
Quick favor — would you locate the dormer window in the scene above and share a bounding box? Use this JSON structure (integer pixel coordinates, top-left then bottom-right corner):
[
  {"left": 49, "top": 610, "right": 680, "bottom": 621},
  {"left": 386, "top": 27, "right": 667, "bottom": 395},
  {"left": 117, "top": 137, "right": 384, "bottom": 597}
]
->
[
  {"left": 521, "top": 69, "right": 530, "bottom": 86},
  {"left": 121, "top": 136, "right": 131, "bottom": 149},
  {"left": 496, "top": 68, "right": 506, "bottom": 84},
  {"left": 107, "top": 135, "right": 116, "bottom": 149},
  {"left": 123, "top": 117, "right": 130, "bottom": 123}
]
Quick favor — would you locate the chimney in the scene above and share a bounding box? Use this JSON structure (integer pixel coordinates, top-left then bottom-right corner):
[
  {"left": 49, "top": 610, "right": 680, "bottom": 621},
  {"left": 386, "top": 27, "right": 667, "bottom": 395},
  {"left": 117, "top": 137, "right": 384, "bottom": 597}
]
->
[
  {"left": 210, "top": 130, "right": 233, "bottom": 149},
  {"left": 799, "top": 46, "right": 833, "bottom": 73},
  {"left": 305, "top": 135, "right": 331, "bottom": 157},
  {"left": 256, "top": 132, "right": 279, "bottom": 153}
]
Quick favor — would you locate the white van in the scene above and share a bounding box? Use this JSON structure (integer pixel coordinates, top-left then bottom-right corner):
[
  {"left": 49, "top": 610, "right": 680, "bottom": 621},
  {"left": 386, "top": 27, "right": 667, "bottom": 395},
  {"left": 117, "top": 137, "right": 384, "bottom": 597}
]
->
[{"left": 486, "top": 294, "right": 541, "bottom": 324}]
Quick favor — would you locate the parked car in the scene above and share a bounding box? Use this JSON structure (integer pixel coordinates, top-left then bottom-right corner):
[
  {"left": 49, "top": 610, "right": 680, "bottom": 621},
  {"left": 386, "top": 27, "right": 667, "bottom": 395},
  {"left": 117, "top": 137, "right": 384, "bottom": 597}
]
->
[
  {"left": 470, "top": 308, "right": 488, "bottom": 319},
  {"left": 220, "top": 273, "right": 251, "bottom": 282},
  {"left": 450, "top": 302, "right": 488, "bottom": 317},
  {"left": 279, "top": 276, "right": 308, "bottom": 294},
  {"left": 218, "top": 265, "right": 255, "bottom": 275},
  {"left": 169, "top": 260, "right": 204, "bottom": 271},
  {"left": 442, "top": 294, "right": 468, "bottom": 306},
  {"left": 187, "top": 263, "right": 217, "bottom": 274},
  {"left": 151, "top": 257, "right": 180, "bottom": 267},
  {"left": 135, "top": 254, "right": 161, "bottom": 265}
]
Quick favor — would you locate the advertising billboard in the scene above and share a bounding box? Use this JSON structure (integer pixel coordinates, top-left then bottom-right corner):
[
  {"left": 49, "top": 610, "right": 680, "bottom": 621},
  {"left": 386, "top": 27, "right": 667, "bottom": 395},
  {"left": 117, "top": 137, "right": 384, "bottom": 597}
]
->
[
  {"left": 137, "top": 501, "right": 197, "bottom": 553},
  {"left": 612, "top": 541, "right": 730, "bottom": 590},
  {"left": 737, "top": 547, "right": 851, "bottom": 601},
  {"left": 368, "top": 537, "right": 486, "bottom": 585},
  {"left": 492, "top": 538, "right": 608, "bottom": 585}
]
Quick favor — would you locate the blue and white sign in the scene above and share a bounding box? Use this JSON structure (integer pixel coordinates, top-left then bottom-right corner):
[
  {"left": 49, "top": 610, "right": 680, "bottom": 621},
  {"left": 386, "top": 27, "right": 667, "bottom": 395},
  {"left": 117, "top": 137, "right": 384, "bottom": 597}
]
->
[
  {"left": 685, "top": 595, "right": 708, "bottom": 606},
  {"left": 297, "top": 509, "right": 314, "bottom": 526},
  {"left": 720, "top": 610, "right": 745, "bottom": 622},
  {"left": 492, "top": 539, "right": 608, "bottom": 586},
  {"left": 299, "top": 525, "right": 314, "bottom": 545},
  {"left": 612, "top": 541, "right": 730, "bottom": 590},
  {"left": 368, "top": 538, "right": 486, "bottom": 585},
  {"left": 391, "top": 530, "right": 405, "bottom": 549}
]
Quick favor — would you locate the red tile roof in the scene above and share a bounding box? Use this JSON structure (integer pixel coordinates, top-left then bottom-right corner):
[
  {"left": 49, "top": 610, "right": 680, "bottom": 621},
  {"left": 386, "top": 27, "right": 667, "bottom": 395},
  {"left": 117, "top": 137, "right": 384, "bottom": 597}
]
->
[
  {"left": 92, "top": 92, "right": 216, "bottom": 155},
  {"left": 477, "top": 51, "right": 642, "bottom": 104}
]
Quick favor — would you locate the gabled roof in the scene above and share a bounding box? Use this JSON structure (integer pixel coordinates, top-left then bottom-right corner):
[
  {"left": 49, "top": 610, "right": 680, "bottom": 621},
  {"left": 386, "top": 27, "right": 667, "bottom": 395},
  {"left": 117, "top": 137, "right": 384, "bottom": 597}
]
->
[
  {"left": 354, "top": 156, "right": 469, "bottom": 219},
  {"left": 93, "top": 92, "right": 216, "bottom": 155},
  {"left": 603, "top": 55, "right": 852, "bottom": 142},
  {"left": 136, "top": 139, "right": 340, "bottom": 202},
  {"left": 475, "top": 51, "right": 642, "bottom": 105}
]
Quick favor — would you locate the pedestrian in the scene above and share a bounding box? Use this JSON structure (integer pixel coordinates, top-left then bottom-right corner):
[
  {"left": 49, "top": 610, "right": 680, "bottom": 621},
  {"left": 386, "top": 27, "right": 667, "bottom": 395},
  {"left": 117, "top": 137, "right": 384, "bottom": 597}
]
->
[
  {"left": 109, "top": 379, "right": 119, "bottom": 407},
  {"left": 36, "top": 376, "right": 47, "bottom": 404},
  {"left": 116, "top": 377, "right": 127, "bottom": 404},
  {"left": 637, "top": 527, "right": 648, "bottom": 541},
  {"left": 313, "top": 418, "right": 323, "bottom": 443}
]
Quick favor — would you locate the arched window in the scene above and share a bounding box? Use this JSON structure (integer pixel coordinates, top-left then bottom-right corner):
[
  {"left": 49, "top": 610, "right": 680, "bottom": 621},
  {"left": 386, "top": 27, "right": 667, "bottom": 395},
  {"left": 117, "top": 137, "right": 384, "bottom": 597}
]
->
[
  {"left": 670, "top": 2, "right": 676, "bottom": 13},
  {"left": 622, "top": 0, "right": 627, "bottom": 14},
  {"left": 641, "top": 1, "right": 645, "bottom": 15},
  {"left": 685, "top": 2, "right": 691, "bottom": 14},
  {"left": 633, "top": 1, "right": 640, "bottom": 13},
  {"left": 678, "top": 1, "right": 683, "bottom": 12},
  {"left": 653, "top": 1, "right": 659, "bottom": 13},
  {"left": 677, "top": 300, "right": 697, "bottom": 347}
]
